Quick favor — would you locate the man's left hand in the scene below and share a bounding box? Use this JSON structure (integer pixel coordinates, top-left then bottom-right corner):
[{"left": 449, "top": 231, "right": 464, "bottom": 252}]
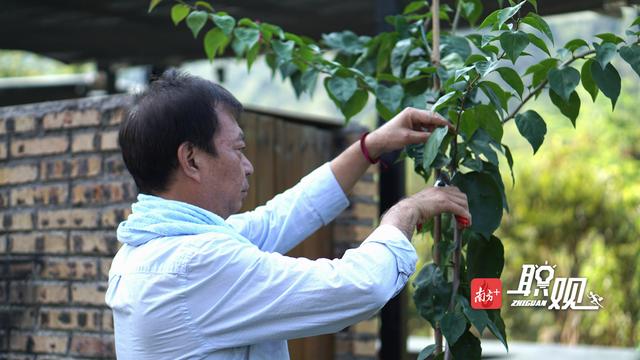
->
[{"left": 365, "top": 107, "right": 455, "bottom": 159}]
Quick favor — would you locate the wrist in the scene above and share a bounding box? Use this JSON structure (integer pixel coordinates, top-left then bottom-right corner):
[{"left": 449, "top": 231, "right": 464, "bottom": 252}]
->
[{"left": 363, "top": 131, "right": 385, "bottom": 160}]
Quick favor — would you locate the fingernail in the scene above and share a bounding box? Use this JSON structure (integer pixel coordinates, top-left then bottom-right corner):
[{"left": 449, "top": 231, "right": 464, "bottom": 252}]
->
[{"left": 455, "top": 216, "right": 470, "bottom": 228}]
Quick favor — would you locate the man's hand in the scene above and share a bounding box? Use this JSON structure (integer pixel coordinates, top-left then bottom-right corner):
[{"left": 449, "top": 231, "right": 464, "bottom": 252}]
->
[
  {"left": 364, "top": 107, "right": 455, "bottom": 159},
  {"left": 380, "top": 186, "right": 471, "bottom": 239}
]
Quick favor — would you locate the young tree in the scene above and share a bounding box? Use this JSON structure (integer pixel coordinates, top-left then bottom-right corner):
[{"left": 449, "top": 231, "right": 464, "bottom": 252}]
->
[{"left": 149, "top": 0, "right": 640, "bottom": 358}]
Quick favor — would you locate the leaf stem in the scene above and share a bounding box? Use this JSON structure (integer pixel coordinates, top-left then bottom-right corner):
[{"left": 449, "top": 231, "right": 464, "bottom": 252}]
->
[{"left": 502, "top": 49, "right": 596, "bottom": 123}]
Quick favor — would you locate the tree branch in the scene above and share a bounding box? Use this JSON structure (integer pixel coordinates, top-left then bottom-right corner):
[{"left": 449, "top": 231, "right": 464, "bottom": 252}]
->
[{"left": 502, "top": 49, "right": 596, "bottom": 124}]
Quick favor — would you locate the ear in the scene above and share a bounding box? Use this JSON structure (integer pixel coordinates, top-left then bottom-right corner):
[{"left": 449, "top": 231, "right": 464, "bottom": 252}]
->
[{"left": 176, "top": 142, "right": 201, "bottom": 183}]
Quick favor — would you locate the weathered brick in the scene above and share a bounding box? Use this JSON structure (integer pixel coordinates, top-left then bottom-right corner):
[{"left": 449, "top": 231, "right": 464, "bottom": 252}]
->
[
  {"left": 11, "top": 136, "right": 68, "bottom": 157},
  {"left": 71, "top": 180, "right": 135, "bottom": 205},
  {"left": 0, "top": 281, "right": 6, "bottom": 302},
  {"left": 10, "top": 282, "right": 68, "bottom": 304},
  {"left": 101, "top": 206, "right": 131, "bottom": 227},
  {"left": 352, "top": 317, "right": 379, "bottom": 335},
  {"left": 0, "top": 118, "right": 6, "bottom": 135},
  {"left": 0, "top": 164, "right": 38, "bottom": 185},
  {"left": 4, "top": 259, "right": 38, "bottom": 279},
  {"left": 102, "top": 309, "right": 113, "bottom": 331},
  {"left": 99, "top": 257, "right": 113, "bottom": 280},
  {"left": 71, "top": 283, "right": 107, "bottom": 305},
  {"left": 352, "top": 338, "right": 376, "bottom": 356},
  {"left": 0, "top": 189, "right": 9, "bottom": 208},
  {"left": 0, "top": 234, "right": 6, "bottom": 253},
  {"left": 40, "top": 155, "right": 101, "bottom": 180},
  {"left": 10, "top": 184, "right": 68, "bottom": 206},
  {"left": 70, "top": 334, "right": 114, "bottom": 357},
  {"left": 71, "top": 132, "right": 98, "bottom": 153},
  {"left": 10, "top": 331, "right": 68, "bottom": 354},
  {"left": 70, "top": 231, "right": 118, "bottom": 255},
  {"left": 40, "top": 257, "right": 98, "bottom": 280},
  {"left": 9, "top": 232, "right": 67, "bottom": 254},
  {"left": 104, "top": 154, "right": 127, "bottom": 176},
  {"left": 2, "top": 210, "right": 35, "bottom": 231},
  {"left": 39, "top": 307, "right": 100, "bottom": 331},
  {"left": 43, "top": 109, "right": 100, "bottom": 129},
  {"left": 38, "top": 209, "right": 99, "bottom": 229},
  {"left": 0, "top": 140, "right": 7, "bottom": 159},
  {"left": 0, "top": 307, "right": 37, "bottom": 329},
  {"left": 353, "top": 180, "right": 378, "bottom": 198},
  {"left": 333, "top": 224, "right": 373, "bottom": 243},
  {"left": 343, "top": 202, "right": 378, "bottom": 219},
  {"left": 14, "top": 116, "right": 36, "bottom": 133},
  {"left": 109, "top": 108, "right": 125, "bottom": 125},
  {"left": 100, "top": 130, "right": 119, "bottom": 151}
]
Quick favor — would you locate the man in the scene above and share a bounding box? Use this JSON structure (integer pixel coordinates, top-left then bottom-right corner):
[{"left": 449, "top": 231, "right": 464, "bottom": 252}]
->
[{"left": 106, "top": 70, "right": 471, "bottom": 359}]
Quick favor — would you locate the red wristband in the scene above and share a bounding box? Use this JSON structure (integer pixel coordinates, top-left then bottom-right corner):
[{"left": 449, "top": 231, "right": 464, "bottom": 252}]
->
[{"left": 359, "top": 132, "right": 379, "bottom": 164}]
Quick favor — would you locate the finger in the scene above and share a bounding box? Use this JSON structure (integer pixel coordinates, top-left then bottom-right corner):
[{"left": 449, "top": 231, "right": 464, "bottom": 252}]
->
[
  {"left": 409, "top": 109, "right": 456, "bottom": 134},
  {"left": 405, "top": 130, "right": 431, "bottom": 144},
  {"left": 445, "top": 202, "right": 472, "bottom": 222}
]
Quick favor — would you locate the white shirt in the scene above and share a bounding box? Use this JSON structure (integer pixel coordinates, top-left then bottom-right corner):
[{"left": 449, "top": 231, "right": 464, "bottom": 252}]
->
[{"left": 105, "top": 163, "right": 417, "bottom": 359}]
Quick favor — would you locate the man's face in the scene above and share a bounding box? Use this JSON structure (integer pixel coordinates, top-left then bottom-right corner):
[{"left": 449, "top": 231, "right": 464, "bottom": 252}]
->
[{"left": 200, "top": 108, "right": 253, "bottom": 218}]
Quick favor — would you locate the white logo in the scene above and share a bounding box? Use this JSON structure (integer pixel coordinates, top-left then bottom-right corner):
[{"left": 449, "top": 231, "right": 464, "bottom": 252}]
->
[{"left": 507, "top": 261, "right": 603, "bottom": 310}]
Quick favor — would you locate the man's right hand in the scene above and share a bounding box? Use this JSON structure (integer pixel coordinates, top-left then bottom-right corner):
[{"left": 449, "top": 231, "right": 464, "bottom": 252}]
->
[{"left": 380, "top": 186, "right": 471, "bottom": 239}]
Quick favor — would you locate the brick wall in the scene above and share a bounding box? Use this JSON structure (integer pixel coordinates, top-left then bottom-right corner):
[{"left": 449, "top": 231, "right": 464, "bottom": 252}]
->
[{"left": 0, "top": 95, "right": 382, "bottom": 359}]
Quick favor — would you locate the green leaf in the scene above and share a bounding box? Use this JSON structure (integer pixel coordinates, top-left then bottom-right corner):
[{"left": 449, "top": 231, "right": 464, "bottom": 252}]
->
[
  {"left": 521, "top": 13, "right": 554, "bottom": 44},
  {"left": 451, "top": 330, "right": 481, "bottom": 360},
  {"left": 259, "top": 23, "right": 284, "bottom": 41},
  {"left": 460, "top": 0, "right": 483, "bottom": 26},
  {"left": 487, "top": 310, "right": 509, "bottom": 350},
  {"left": 405, "top": 60, "right": 432, "bottom": 78},
  {"left": 148, "top": 0, "right": 163, "bottom": 13},
  {"left": 479, "top": 81, "right": 511, "bottom": 115},
  {"left": 211, "top": 13, "right": 235, "bottom": 35},
  {"left": 502, "top": 144, "right": 515, "bottom": 186},
  {"left": 233, "top": 27, "right": 261, "bottom": 56},
  {"left": 376, "top": 84, "right": 404, "bottom": 114},
  {"left": 458, "top": 296, "right": 490, "bottom": 334},
  {"left": 525, "top": 58, "right": 559, "bottom": 88},
  {"left": 341, "top": 89, "right": 368, "bottom": 121},
  {"left": 480, "top": 0, "right": 525, "bottom": 29},
  {"left": 431, "top": 91, "right": 458, "bottom": 112},
  {"left": 441, "top": 311, "right": 467, "bottom": 346},
  {"left": 547, "top": 67, "right": 580, "bottom": 101},
  {"left": 527, "top": 33, "right": 551, "bottom": 56},
  {"left": 203, "top": 28, "right": 228, "bottom": 61},
  {"left": 451, "top": 171, "right": 503, "bottom": 237},
  {"left": 194, "top": 1, "right": 213, "bottom": 11},
  {"left": 413, "top": 263, "right": 451, "bottom": 328},
  {"left": 549, "top": 90, "right": 580, "bottom": 127},
  {"left": 246, "top": 42, "right": 261, "bottom": 71},
  {"left": 272, "top": 40, "right": 295, "bottom": 62},
  {"left": 322, "top": 31, "right": 370, "bottom": 55},
  {"left": 390, "top": 39, "right": 412, "bottom": 77},
  {"left": 564, "top": 38, "right": 589, "bottom": 52},
  {"left": 580, "top": 59, "right": 599, "bottom": 101},
  {"left": 619, "top": 45, "right": 640, "bottom": 77},
  {"left": 499, "top": 31, "right": 530, "bottom": 63},
  {"left": 326, "top": 76, "right": 357, "bottom": 104},
  {"left": 527, "top": 0, "right": 538, "bottom": 11},
  {"left": 633, "top": 16, "right": 640, "bottom": 27},
  {"left": 591, "top": 62, "right": 621, "bottom": 110},
  {"left": 594, "top": 42, "right": 618, "bottom": 69},
  {"left": 170, "top": 4, "right": 190, "bottom": 26},
  {"left": 495, "top": 67, "right": 524, "bottom": 98},
  {"left": 291, "top": 69, "right": 318, "bottom": 97},
  {"left": 417, "top": 344, "right": 436, "bottom": 360},
  {"left": 422, "top": 126, "right": 449, "bottom": 170},
  {"left": 186, "top": 11, "right": 208, "bottom": 38},
  {"left": 403, "top": 0, "right": 427, "bottom": 14},
  {"left": 238, "top": 18, "right": 258, "bottom": 28},
  {"left": 467, "top": 233, "right": 505, "bottom": 280},
  {"left": 595, "top": 33, "right": 625, "bottom": 44},
  {"left": 515, "top": 109, "right": 547, "bottom": 154},
  {"left": 376, "top": 33, "right": 396, "bottom": 75},
  {"left": 462, "top": 104, "right": 503, "bottom": 143}
]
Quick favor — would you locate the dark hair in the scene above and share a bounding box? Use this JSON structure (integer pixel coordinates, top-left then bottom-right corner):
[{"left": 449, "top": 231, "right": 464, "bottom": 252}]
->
[{"left": 119, "top": 69, "right": 242, "bottom": 194}]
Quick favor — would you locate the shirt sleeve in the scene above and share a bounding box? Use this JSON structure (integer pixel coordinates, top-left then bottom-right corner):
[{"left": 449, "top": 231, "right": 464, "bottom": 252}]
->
[
  {"left": 183, "top": 224, "right": 417, "bottom": 351},
  {"left": 226, "top": 162, "right": 349, "bottom": 254}
]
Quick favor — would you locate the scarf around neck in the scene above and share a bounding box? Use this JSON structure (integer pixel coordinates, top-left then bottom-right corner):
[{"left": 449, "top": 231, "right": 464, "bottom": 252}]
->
[{"left": 116, "top": 194, "right": 248, "bottom": 247}]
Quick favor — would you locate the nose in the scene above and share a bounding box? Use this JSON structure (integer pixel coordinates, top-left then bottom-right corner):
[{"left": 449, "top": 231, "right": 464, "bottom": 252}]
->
[{"left": 243, "top": 155, "right": 254, "bottom": 176}]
